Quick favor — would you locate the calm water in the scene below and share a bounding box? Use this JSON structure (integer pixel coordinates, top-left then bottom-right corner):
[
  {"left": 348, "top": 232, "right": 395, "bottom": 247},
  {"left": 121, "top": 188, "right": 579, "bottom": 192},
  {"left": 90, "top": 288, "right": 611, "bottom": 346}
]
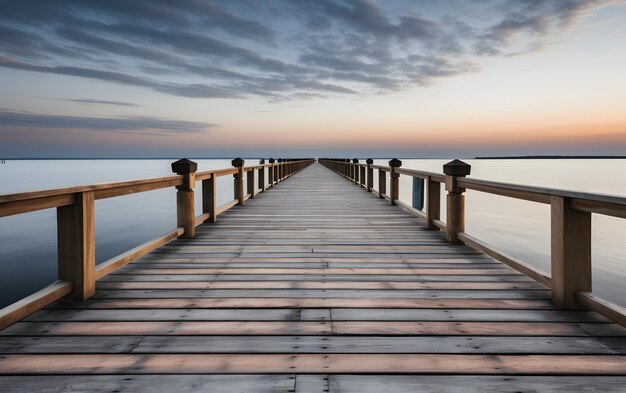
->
[{"left": 0, "top": 159, "right": 624, "bottom": 308}]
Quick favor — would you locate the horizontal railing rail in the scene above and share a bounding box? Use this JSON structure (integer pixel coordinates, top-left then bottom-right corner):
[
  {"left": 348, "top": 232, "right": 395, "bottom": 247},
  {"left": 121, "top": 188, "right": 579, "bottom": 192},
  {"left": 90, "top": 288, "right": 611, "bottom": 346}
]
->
[
  {"left": 0, "top": 157, "right": 314, "bottom": 329},
  {"left": 319, "top": 157, "right": 626, "bottom": 327}
]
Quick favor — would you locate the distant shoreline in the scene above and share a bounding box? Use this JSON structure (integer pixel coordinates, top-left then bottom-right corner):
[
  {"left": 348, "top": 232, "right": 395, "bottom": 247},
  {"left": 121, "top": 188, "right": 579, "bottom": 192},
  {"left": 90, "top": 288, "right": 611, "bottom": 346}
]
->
[{"left": 475, "top": 156, "right": 626, "bottom": 160}]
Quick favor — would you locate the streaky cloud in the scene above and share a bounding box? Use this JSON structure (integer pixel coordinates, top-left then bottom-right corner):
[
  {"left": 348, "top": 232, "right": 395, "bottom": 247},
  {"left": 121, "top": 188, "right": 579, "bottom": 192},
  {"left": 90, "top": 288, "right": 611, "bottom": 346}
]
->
[{"left": 0, "top": 109, "right": 216, "bottom": 135}]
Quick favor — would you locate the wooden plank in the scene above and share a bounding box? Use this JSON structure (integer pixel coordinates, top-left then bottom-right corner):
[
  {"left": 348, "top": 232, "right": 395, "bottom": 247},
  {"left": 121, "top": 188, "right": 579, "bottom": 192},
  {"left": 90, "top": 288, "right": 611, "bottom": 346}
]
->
[
  {"left": 328, "top": 309, "right": 611, "bottom": 322},
  {"left": 23, "top": 308, "right": 608, "bottom": 323},
  {"left": 1, "top": 322, "right": 330, "bottom": 336},
  {"left": 92, "top": 289, "right": 550, "bottom": 299},
  {"left": 0, "top": 354, "right": 624, "bottom": 374},
  {"left": 98, "top": 274, "right": 536, "bottom": 282},
  {"left": 96, "top": 281, "right": 544, "bottom": 290},
  {"left": 0, "top": 375, "right": 295, "bottom": 393},
  {"left": 327, "top": 375, "right": 626, "bottom": 393},
  {"left": 112, "top": 268, "right": 517, "bottom": 275},
  {"left": 331, "top": 321, "right": 626, "bottom": 336},
  {"left": 21, "top": 309, "right": 301, "bottom": 322},
  {"left": 126, "top": 336, "right": 626, "bottom": 354},
  {"left": 45, "top": 298, "right": 555, "bottom": 309}
]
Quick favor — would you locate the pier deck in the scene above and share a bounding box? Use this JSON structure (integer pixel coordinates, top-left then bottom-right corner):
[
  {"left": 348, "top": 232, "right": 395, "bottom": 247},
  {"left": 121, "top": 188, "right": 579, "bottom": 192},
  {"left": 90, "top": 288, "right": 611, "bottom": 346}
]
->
[{"left": 1, "top": 163, "right": 625, "bottom": 392}]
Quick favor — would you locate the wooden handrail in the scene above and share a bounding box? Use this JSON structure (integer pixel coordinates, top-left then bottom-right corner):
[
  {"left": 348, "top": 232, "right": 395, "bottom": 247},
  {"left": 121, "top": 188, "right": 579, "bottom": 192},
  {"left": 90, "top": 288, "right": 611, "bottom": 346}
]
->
[
  {"left": 318, "top": 157, "right": 626, "bottom": 327},
  {"left": 0, "top": 157, "right": 315, "bottom": 330}
]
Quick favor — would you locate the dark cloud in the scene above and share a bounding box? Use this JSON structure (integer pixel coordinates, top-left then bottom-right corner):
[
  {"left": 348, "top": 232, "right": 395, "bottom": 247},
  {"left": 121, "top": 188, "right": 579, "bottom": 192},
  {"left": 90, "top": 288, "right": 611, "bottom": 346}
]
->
[
  {"left": 66, "top": 99, "right": 142, "bottom": 107},
  {"left": 0, "top": 109, "right": 215, "bottom": 135},
  {"left": 0, "top": 0, "right": 610, "bottom": 100}
]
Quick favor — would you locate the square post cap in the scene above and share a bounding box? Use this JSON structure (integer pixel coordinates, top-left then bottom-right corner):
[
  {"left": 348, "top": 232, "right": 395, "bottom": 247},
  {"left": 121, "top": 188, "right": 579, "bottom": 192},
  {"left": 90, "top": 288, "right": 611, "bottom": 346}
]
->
[
  {"left": 366, "top": 158, "right": 374, "bottom": 165},
  {"left": 171, "top": 158, "right": 197, "bottom": 173},
  {"left": 443, "top": 159, "right": 471, "bottom": 176},
  {"left": 231, "top": 157, "right": 245, "bottom": 167},
  {"left": 352, "top": 158, "right": 359, "bottom": 163},
  {"left": 269, "top": 158, "right": 275, "bottom": 163},
  {"left": 259, "top": 159, "right": 265, "bottom": 164},
  {"left": 389, "top": 158, "right": 402, "bottom": 168}
]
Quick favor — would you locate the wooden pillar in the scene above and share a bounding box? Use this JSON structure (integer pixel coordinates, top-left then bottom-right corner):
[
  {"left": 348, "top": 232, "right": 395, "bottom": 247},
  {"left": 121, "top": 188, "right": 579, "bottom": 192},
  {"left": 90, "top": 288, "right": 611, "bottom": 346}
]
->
[
  {"left": 172, "top": 158, "right": 197, "bottom": 239},
  {"left": 258, "top": 159, "right": 266, "bottom": 192},
  {"left": 378, "top": 168, "right": 386, "bottom": 198},
  {"left": 360, "top": 165, "right": 366, "bottom": 188},
  {"left": 389, "top": 158, "right": 401, "bottom": 205},
  {"left": 551, "top": 196, "right": 592, "bottom": 309},
  {"left": 202, "top": 174, "right": 217, "bottom": 223},
  {"left": 277, "top": 159, "right": 283, "bottom": 182},
  {"left": 247, "top": 167, "right": 255, "bottom": 198},
  {"left": 366, "top": 158, "right": 373, "bottom": 192},
  {"left": 268, "top": 158, "right": 275, "bottom": 187},
  {"left": 426, "top": 176, "right": 440, "bottom": 230},
  {"left": 352, "top": 159, "right": 359, "bottom": 183},
  {"left": 443, "top": 159, "right": 470, "bottom": 244},
  {"left": 232, "top": 157, "right": 245, "bottom": 205},
  {"left": 57, "top": 191, "right": 95, "bottom": 300}
]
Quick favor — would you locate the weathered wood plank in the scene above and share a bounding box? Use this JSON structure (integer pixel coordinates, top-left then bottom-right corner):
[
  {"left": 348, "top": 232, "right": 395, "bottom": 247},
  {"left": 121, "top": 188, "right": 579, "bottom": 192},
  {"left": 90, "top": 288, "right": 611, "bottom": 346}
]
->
[
  {"left": 0, "top": 354, "right": 624, "bottom": 374},
  {"left": 0, "top": 375, "right": 295, "bottom": 393}
]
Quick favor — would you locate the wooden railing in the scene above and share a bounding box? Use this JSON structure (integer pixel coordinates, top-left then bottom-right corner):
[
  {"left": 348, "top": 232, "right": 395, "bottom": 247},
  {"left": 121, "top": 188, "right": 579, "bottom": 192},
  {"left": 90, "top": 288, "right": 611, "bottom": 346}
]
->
[
  {"left": 0, "top": 158, "right": 314, "bottom": 329},
  {"left": 319, "top": 158, "right": 626, "bottom": 327}
]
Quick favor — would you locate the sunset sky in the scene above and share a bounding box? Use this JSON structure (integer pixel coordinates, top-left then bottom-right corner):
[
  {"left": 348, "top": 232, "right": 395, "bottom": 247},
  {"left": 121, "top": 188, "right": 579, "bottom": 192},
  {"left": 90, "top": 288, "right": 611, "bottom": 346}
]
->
[{"left": 0, "top": 0, "right": 625, "bottom": 158}]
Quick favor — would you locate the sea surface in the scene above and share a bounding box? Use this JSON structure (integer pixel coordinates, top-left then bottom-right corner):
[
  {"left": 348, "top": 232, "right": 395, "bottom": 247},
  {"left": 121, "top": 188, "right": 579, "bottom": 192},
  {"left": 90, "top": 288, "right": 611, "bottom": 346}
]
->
[{"left": 0, "top": 158, "right": 624, "bottom": 308}]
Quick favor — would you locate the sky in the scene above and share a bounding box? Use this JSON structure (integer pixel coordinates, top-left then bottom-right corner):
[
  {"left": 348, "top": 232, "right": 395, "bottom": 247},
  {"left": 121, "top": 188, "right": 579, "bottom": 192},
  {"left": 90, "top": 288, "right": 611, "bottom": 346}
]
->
[{"left": 0, "top": 0, "right": 625, "bottom": 158}]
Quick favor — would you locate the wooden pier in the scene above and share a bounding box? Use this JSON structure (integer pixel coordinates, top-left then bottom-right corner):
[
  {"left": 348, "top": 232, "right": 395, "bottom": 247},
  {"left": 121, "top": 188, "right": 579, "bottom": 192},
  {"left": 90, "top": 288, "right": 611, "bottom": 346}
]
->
[{"left": 0, "top": 159, "right": 625, "bottom": 392}]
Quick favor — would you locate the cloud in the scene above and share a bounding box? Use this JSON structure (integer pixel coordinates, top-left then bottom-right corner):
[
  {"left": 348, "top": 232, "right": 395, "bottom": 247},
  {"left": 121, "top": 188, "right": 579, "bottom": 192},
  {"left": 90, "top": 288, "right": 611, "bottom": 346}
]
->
[
  {"left": 0, "top": 0, "right": 612, "bottom": 100},
  {"left": 0, "top": 109, "right": 215, "bottom": 135},
  {"left": 66, "top": 98, "right": 142, "bottom": 107}
]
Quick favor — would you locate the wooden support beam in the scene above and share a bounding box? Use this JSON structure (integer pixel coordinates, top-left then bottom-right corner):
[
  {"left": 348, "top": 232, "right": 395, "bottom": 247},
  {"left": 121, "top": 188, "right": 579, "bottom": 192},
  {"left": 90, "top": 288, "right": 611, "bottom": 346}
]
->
[
  {"left": 232, "top": 158, "right": 245, "bottom": 205},
  {"left": 389, "top": 158, "right": 401, "bottom": 205},
  {"left": 247, "top": 168, "right": 255, "bottom": 199},
  {"left": 202, "top": 175, "right": 217, "bottom": 223},
  {"left": 56, "top": 191, "right": 95, "bottom": 300},
  {"left": 443, "top": 159, "right": 470, "bottom": 244},
  {"left": 172, "top": 159, "right": 197, "bottom": 239},
  {"left": 551, "top": 196, "right": 592, "bottom": 309},
  {"left": 378, "top": 168, "right": 386, "bottom": 199},
  {"left": 258, "top": 159, "right": 266, "bottom": 192},
  {"left": 366, "top": 159, "right": 373, "bottom": 192},
  {"left": 426, "top": 176, "right": 441, "bottom": 230}
]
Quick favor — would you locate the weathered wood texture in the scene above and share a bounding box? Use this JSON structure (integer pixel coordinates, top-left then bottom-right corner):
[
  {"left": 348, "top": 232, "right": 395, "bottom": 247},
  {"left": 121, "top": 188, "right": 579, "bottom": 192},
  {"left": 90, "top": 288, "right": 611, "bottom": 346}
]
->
[{"left": 1, "top": 163, "right": 624, "bottom": 391}]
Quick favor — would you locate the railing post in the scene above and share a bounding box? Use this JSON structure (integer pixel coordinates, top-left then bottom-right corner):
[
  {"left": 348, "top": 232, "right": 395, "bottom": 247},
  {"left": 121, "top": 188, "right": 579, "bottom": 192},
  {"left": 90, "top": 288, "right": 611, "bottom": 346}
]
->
[
  {"left": 426, "top": 176, "right": 440, "bottom": 230},
  {"left": 359, "top": 163, "right": 366, "bottom": 188},
  {"left": 277, "top": 158, "right": 283, "bottom": 182},
  {"left": 389, "top": 158, "right": 401, "bottom": 205},
  {"left": 258, "top": 159, "right": 266, "bottom": 192},
  {"left": 202, "top": 173, "right": 217, "bottom": 223},
  {"left": 268, "top": 158, "right": 275, "bottom": 187},
  {"left": 551, "top": 196, "right": 592, "bottom": 309},
  {"left": 443, "top": 159, "right": 471, "bottom": 244},
  {"left": 232, "top": 157, "right": 245, "bottom": 205},
  {"left": 366, "top": 158, "right": 373, "bottom": 192},
  {"left": 172, "top": 158, "right": 197, "bottom": 239},
  {"left": 57, "top": 191, "right": 95, "bottom": 300},
  {"left": 378, "top": 168, "right": 386, "bottom": 198},
  {"left": 247, "top": 167, "right": 255, "bottom": 198},
  {"left": 352, "top": 159, "right": 359, "bottom": 184}
]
